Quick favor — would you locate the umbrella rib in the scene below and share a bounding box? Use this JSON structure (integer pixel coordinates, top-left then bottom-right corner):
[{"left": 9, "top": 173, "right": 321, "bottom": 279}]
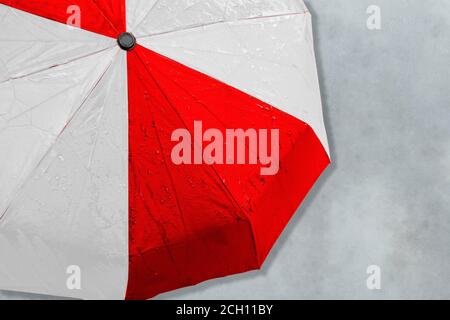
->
[
  {"left": 129, "top": 160, "right": 182, "bottom": 276},
  {"left": 10, "top": 7, "right": 65, "bottom": 40},
  {"left": 0, "top": 83, "right": 79, "bottom": 134},
  {"left": 0, "top": 45, "right": 116, "bottom": 85},
  {"left": 148, "top": 60, "right": 264, "bottom": 191},
  {"left": 134, "top": 51, "right": 191, "bottom": 237},
  {"left": 136, "top": 10, "right": 309, "bottom": 40},
  {"left": 147, "top": 60, "right": 229, "bottom": 128},
  {"left": 148, "top": 43, "right": 300, "bottom": 70},
  {"left": 86, "top": 56, "right": 120, "bottom": 170},
  {"left": 88, "top": 0, "right": 120, "bottom": 35},
  {"left": 135, "top": 50, "right": 245, "bottom": 222},
  {"left": 130, "top": 0, "right": 161, "bottom": 32},
  {"left": 0, "top": 50, "right": 118, "bottom": 223},
  {"left": 135, "top": 0, "right": 228, "bottom": 37}
]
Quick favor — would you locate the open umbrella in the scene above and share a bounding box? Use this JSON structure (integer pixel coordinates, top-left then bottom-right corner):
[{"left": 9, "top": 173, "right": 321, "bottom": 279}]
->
[{"left": 0, "top": 0, "right": 330, "bottom": 300}]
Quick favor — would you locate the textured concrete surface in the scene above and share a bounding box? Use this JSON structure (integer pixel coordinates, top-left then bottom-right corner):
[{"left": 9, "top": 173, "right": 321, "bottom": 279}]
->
[{"left": 1, "top": 0, "right": 449, "bottom": 300}]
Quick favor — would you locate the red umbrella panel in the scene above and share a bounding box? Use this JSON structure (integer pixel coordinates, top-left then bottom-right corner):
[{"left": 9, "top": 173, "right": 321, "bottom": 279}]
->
[{"left": 0, "top": 0, "right": 330, "bottom": 300}]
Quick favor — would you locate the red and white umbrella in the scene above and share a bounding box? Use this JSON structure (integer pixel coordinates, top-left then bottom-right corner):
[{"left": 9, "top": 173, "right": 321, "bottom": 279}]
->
[{"left": 0, "top": 0, "right": 330, "bottom": 299}]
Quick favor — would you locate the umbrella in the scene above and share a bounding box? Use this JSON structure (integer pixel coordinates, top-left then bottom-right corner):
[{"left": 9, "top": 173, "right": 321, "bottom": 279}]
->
[{"left": 0, "top": 0, "right": 330, "bottom": 300}]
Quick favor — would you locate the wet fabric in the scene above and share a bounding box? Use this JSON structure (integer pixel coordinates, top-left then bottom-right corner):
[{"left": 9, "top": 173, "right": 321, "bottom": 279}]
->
[{"left": 0, "top": 0, "right": 330, "bottom": 300}]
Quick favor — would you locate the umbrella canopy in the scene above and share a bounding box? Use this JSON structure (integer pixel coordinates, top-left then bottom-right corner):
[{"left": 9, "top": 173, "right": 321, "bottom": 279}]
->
[{"left": 0, "top": 0, "right": 330, "bottom": 300}]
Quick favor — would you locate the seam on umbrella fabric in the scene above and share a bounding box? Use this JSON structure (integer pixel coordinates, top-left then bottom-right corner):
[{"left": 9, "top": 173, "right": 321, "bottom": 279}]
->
[
  {"left": 0, "top": 45, "right": 116, "bottom": 85},
  {"left": 129, "top": 0, "right": 161, "bottom": 32},
  {"left": 136, "top": 10, "right": 310, "bottom": 40},
  {"left": 88, "top": 0, "right": 119, "bottom": 35}
]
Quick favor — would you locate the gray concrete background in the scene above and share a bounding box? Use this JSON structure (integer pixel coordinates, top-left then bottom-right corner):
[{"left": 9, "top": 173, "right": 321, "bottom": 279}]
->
[{"left": 1, "top": 0, "right": 449, "bottom": 300}]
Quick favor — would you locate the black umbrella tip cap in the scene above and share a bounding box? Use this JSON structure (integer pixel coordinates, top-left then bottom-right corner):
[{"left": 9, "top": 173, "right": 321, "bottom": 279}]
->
[{"left": 118, "top": 32, "right": 136, "bottom": 51}]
